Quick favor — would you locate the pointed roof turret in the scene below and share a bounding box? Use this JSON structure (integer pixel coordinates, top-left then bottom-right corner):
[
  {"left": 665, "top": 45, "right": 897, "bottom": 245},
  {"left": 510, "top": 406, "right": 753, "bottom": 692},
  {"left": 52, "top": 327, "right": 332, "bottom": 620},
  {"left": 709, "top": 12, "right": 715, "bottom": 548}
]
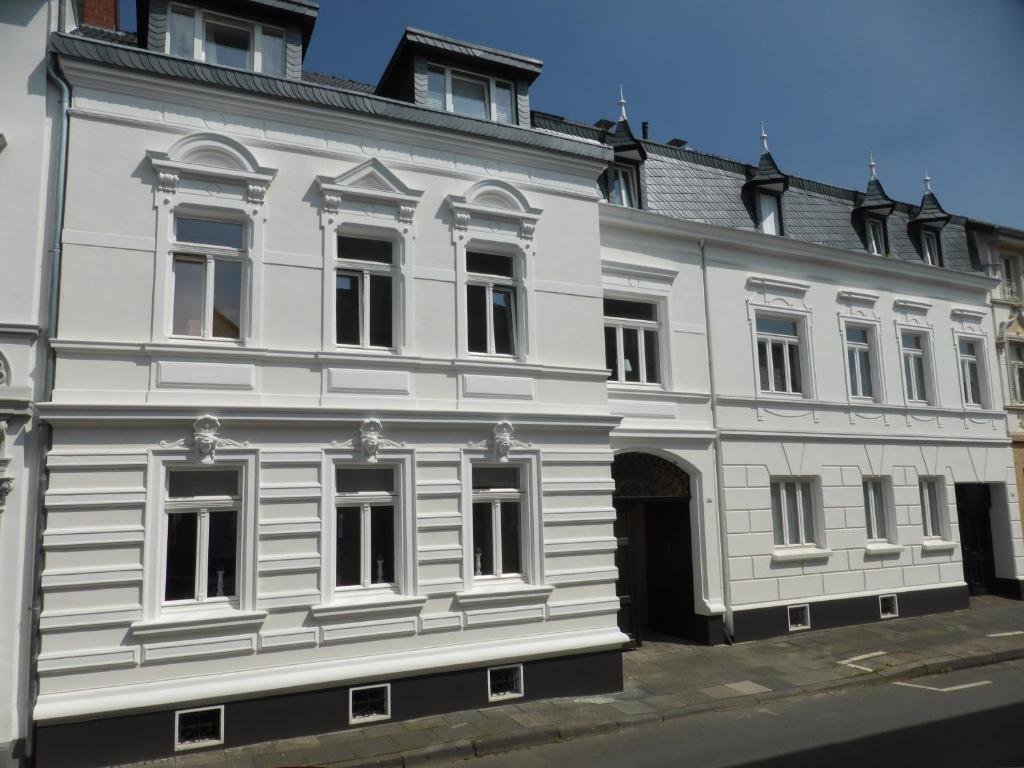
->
[
  {"left": 618, "top": 85, "right": 628, "bottom": 122},
  {"left": 743, "top": 123, "right": 788, "bottom": 193},
  {"left": 911, "top": 167, "right": 951, "bottom": 226},
  {"left": 855, "top": 152, "right": 895, "bottom": 215}
]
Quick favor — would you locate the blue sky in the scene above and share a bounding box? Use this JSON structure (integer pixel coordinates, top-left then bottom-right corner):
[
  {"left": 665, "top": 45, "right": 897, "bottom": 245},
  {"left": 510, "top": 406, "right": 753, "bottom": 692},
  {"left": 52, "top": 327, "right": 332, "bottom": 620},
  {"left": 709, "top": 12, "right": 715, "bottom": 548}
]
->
[{"left": 120, "top": 0, "right": 1024, "bottom": 228}]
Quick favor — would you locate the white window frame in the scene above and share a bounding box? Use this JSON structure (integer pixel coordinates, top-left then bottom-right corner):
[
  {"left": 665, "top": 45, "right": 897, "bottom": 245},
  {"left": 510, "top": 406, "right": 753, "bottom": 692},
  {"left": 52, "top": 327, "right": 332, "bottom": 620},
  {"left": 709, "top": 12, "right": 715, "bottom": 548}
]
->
[
  {"left": 770, "top": 478, "right": 819, "bottom": 549},
  {"left": 757, "top": 191, "right": 782, "bottom": 236},
  {"left": 166, "top": 3, "right": 286, "bottom": 75},
  {"left": 603, "top": 296, "right": 662, "bottom": 386},
  {"left": 348, "top": 683, "right": 391, "bottom": 724},
  {"left": 899, "top": 328, "right": 934, "bottom": 405},
  {"left": 174, "top": 705, "right": 225, "bottom": 751},
  {"left": 755, "top": 313, "right": 807, "bottom": 396},
  {"left": 919, "top": 476, "right": 949, "bottom": 541},
  {"left": 843, "top": 322, "right": 879, "bottom": 401},
  {"left": 1009, "top": 342, "right": 1024, "bottom": 405},
  {"left": 922, "top": 230, "right": 939, "bottom": 266},
  {"left": 608, "top": 164, "right": 638, "bottom": 208},
  {"left": 333, "top": 464, "right": 400, "bottom": 594},
  {"left": 334, "top": 233, "right": 399, "bottom": 351},
  {"left": 956, "top": 333, "right": 988, "bottom": 408},
  {"left": 1003, "top": 255, "right": 1019, "bottom": 300},
  {"left": 487, "top": 663, "right": 525, "bottom": 702},
  {"left": 461, "top": 451, "right": 543, "bottom": 592},
  {"left": 867, "top": 218, "right": 886, "bottom": 256},
  {"left": 143, "top": 452, "right": 258, "bottom": 621},
  {"left": 465, "top": 249, "right": 521, "bottom": 358},
  {"left": 427, "top": 63, "right": 516, "bottom": 123},
  {"left": 470, "top": 464, "right": 525, "bottom": 581},
  {"left": 169, "top": 214, "right": 248, "bottom": 342},
  {"left": 862, "top": 477, "right": 895, "bottom": 544}
]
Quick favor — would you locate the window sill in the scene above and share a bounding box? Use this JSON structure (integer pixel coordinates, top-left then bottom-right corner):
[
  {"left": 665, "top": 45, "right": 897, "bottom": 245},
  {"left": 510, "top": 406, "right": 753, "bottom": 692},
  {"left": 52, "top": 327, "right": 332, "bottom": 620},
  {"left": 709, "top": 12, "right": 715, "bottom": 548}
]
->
[
  {"left": 864, "top": 541, "right": 904, "bottom": 556},
  {"left": 921, "top": 538, "right": 956, "bottom": 553},
  {"left": 130, "top": 609, "right": 267, "bottom": 638},
  {"left": 456, "top": 583, "right": 554, "bottom": 608},
  {"left": 607, "top": 382, "right": 665, "bottom": 392},
  {"left": 758, "top": 391, "right": 808, "bottom": 401},
  {"left": 310, "top": 593, "right": 427, "bottom": 621},
  {"left": 771, "top": 546, "right": 832, "bottom": 564}
]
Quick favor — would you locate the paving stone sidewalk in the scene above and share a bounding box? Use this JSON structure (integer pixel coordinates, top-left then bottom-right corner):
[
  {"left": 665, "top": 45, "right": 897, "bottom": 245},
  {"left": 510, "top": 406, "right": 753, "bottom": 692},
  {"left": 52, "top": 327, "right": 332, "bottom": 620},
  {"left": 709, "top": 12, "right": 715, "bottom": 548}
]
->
[{"left": 130, "top": 595, "right": 1024, "bottom": 768}]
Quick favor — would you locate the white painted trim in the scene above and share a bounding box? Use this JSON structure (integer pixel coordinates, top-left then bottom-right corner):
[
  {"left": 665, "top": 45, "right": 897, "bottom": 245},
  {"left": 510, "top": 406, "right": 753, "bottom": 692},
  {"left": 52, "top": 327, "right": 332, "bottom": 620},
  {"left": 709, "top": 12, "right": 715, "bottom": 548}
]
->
[
  {"left": 37, "top": 646, "right": 140, "bottom": 674},
  {"left": 348, "top": 682, "right": 391, "bottom": 724}
]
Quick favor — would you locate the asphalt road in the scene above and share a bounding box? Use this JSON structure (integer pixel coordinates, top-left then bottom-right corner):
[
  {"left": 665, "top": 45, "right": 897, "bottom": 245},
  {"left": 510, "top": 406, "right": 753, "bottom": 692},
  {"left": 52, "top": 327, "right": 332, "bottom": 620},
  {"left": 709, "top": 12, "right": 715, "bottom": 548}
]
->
[{"left": 466, "top": 659, "right": 1024, "bottom": 768}]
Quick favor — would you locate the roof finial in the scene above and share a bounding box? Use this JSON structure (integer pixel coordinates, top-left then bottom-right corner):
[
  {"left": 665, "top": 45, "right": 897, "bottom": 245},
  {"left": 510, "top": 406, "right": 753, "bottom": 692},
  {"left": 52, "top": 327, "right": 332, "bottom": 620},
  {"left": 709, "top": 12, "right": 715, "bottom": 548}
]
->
[
  {"left": 618, "top": 85, "right": 627, "bottom": 122},
  {"left": 868, "top": 151, "right": 877, "bottom": 180},
  {"left": 760, "top": 122, "right": 769, "bottom": 153},
  {"left": 923, "top": 165, "right": 932, "bottom": 194}
]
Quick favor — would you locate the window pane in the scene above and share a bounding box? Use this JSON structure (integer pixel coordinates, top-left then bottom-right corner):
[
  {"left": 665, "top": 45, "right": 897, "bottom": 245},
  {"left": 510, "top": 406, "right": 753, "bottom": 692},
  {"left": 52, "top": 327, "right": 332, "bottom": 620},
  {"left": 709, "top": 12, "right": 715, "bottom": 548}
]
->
[
  {"left": 800, "top": 483, "right": 814, "bottom": 543},
  {"left": 337, "top": 467, "right": 394, "bottom": 494},
  {"left": 494, "top": 81, "right": 514, "bottom": 124},
  {"left": 260, "top": 29, "right": 284, "bottom": 76},
  {"left": 848, "top": 348, "right": 859, "bottom": 395},
  {"left": 492, "top": 287, "right": 516, "bottom": 355},
  {"left": 467, "top": 252, "right": 513, "bottom": 277},
  {"left": 336, "top": 506, "right": 361, "bottom": 586},
  {"left": 205, "top": 20, "right": 251, "bottom": 70},
  {"left": 1016, "top": 367, "right": 1024, "bottom": 403},
  {"left": 913, "top": 355, "right": 927, "bottom": 401},
  {"left": 169, "top": 9, "right": 194, "bottom": 58},
  {"left": 212, "top": 259, "right": 242, "bottom": 339},
  {"left": 902, "top": 333, "right": 922, "bottom": 350},
  {"left": 871, "top": 483, "right": 886, "bottom": 539},
  {"left": 863, "top": 482, "right": 874, "bottom": 539},
  {"left": 168, "top": 469, "right": 239, "bottom": 498},
  {"left": 335, "top": 272, "right": 361, "bottom": 345},
  {"left": 959, "top": 339, "right": 977, "bottom": 357},
  {"left": 207, "top": 509, "right": 237, "bottom": 598},
  {"left": 788, "top": 343, "right": 802, "bottom": 393},
  {"left": 467, "top": 284, "right": 488, "bottom": 353},
  {"left": 622, "top": 328, "right": 641, "bottom": 382},
  {"left": 644, "top": 330, "right": 661, "bottom": 384},
  {"left": 756, "top": 317, "right": 798, "bottom": 336},
  {"left": 427, "top": 66, "right": 445, "bottom": 110},
  {"left": 370, "top": 506, "right": 395, "bottom": 584},
  {"left": 758, "top": 340, "right": 771, "bottom": 391},
  {"left": 858, "top": 349, "right": 873, "bottom": 397},
  {"left": 473, "top": 466, "right": 520, "bottom": 490},
  {"left": 473, "top": 502, "right": 494, "bottom": 576},
  {"left": 927, "top": 482, "right": 941, "bottom": 536},
  {"left": 176, "top": 217, "right": 244, "bottom": 249},
  {"left": 758, "top": 193, "right": 779, "bottom": 235},
  {"left": 451, "top": 75, "right": 488, "bottom": 119},
  {"left": 846, "top": 327, "right": 869, "bottom": 344},
  {"left": 784, "top": 483, "right": 799, "bottom": 546},
  {"left": 500, "top": 502, "right": 521, "bottom": 574},
  {"left": 172, "top": 258, "right": 205, "bottom": 337},
  {"left": 770, "top": 483, "right": 784, "bottom": 545},
  {"left": 967, "top": 361, "right": 981, "bottom": 405},
  {"left": 903, "top": 355, "right": 915, "bottom": 399},
  {"left": 771, "top": 341, "right": 787, "bottom": 391},
  {"left": 603, "top": 298, "right": 655, "bottom": 321},
  {"left": 369, "top": 274, "right": 393, "bottom": 348},
  {"left": 604, "top": 326, "right": 618, "bottom": 380},
  {"left": 165, "top": 512, "right": 198, "bottom": 601},
  {"left": 339, "top": 236, "right": 392, "bottom": 265}
]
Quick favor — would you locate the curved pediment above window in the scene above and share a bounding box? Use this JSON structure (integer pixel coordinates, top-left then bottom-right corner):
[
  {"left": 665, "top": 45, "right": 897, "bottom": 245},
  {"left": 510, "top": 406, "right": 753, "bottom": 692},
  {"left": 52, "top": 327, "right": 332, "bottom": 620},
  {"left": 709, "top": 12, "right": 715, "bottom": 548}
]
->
[
  {"left": 316, "top": 158, "right": 424, "bottom": 222},
  {"left": 448, "top": 179, "right": 542, "bottom": 240},
  {"left": 147, "top": 133, "right": 277, "bottom": 203}
]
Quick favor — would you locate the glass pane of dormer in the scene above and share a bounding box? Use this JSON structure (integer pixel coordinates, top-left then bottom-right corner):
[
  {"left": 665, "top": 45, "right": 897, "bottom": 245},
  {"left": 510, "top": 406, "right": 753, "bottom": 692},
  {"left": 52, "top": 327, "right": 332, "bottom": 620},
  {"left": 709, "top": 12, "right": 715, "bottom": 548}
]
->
[
  {"left": 169, "top": 8, "right": 194, "bottom": 58},
  {"left": 205, "top": 20, "right": 251, "bottom": 70},
  {"left": 494, "top": 82, "right": 514, "bottom": 124},
  {"left": 261, "top": 29, "right": 284, "bottom": 77},
  {"left": 427, "top": 66, "right": 445, "bottom": 110},
  {"left": 451, "top": 75, "right": 488, "bottom": 120}
]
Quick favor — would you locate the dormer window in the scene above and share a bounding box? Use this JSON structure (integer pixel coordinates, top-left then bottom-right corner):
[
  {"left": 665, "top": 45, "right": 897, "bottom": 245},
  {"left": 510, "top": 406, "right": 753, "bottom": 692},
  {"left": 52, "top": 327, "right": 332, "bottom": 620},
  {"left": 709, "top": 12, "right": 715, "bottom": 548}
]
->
[
  {"left": 867, "top": 218, "right": 886, "bottom": 256},
  {"left": 757, "top": 192, "right": 782, "bottom": 236},
  {"left": 608, "top": 164, "right": 637, "bottom": 208},
  {"left": 426, "top": 65, "right": 516, "bottom": 124},
  {"left": 168, "top": 4, "right": 286, "bottom": 77},
  {"left": 921, "top": 230, "right": 940, "bottom": 266}
]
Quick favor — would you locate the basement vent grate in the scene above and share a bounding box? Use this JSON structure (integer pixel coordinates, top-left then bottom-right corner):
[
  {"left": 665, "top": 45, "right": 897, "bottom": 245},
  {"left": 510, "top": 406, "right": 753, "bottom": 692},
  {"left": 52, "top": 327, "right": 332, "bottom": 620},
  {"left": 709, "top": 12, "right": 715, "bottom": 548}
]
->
[
  {"left": 787, "top": 604, "right": 811, "bottom": 631},
  {"left": 350, "top": 683, "right": 391, "bottom": 724},
  {"left": 488, "top": 664, "right": 524, "bottom": 701},
  {"left": 175, "top": 706, "right": 224, "bottom": 750},
  {"left": 879, "top": 594, "right": 899, "bottom": 619}
]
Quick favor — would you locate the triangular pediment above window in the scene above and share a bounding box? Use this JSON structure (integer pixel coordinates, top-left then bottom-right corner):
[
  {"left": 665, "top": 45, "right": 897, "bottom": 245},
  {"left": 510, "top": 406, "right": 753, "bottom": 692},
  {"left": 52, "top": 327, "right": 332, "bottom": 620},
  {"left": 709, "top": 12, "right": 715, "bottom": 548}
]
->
[{"left": 316, "top": 158, "right": 424, "bottom": 217}]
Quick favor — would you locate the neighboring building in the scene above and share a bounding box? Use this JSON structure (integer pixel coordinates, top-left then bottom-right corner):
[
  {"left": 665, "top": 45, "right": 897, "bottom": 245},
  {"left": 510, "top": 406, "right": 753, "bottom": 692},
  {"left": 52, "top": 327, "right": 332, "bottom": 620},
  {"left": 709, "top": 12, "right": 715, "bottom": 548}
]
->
[
  {"left": 0, "top": 1, "right": 62, "bottom": 765},
  {"left": 7, "top": 0, "right": 1024, "bottom": 765}
]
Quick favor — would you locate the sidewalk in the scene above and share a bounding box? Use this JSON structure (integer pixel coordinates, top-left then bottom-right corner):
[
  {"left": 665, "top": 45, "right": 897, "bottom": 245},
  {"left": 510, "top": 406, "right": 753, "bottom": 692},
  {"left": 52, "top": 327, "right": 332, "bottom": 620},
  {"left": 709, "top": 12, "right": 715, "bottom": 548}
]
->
[{"left": 132, "top": 595, "right": 1024, "bottom": 768}]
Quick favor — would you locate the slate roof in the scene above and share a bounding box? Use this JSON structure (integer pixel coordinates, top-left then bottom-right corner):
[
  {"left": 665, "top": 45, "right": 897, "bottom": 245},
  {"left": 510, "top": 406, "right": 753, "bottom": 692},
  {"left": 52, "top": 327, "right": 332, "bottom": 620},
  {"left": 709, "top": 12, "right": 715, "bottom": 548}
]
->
[
  {"left": 300, "top": 70, "right": 375, "bottom": 93},
  {"left": 401, "top": 28, "right": 543, "bottom": 76},
  {"left": 73, "top": 24, "right": 138, "bottom": 45},
  {"left": 52, "top": 33, "right": 612, "bottom": 163}
]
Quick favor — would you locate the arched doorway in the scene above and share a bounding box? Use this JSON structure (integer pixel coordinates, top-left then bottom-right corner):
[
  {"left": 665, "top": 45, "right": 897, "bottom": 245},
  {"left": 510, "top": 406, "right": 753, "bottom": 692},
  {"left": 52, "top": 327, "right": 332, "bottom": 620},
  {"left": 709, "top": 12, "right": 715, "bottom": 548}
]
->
[{"left": 612, "top": 452, "right": 695, "bottom": 646}]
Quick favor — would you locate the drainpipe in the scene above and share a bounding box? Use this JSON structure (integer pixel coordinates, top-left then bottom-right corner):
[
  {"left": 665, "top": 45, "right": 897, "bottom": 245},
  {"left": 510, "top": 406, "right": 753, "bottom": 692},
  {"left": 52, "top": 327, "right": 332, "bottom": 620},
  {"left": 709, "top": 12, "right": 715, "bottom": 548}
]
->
[
  {"left": 699, "top": 238, "right": 734, "bottom": 641},
  {"left": 26, "top": 47, "right": 72, "bottom": 760}
]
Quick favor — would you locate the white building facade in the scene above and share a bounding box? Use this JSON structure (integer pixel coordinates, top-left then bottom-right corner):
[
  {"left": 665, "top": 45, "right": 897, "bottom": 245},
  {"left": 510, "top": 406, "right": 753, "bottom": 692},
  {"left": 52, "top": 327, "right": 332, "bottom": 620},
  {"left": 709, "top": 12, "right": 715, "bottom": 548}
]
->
[{"left": 4, "top": 0, "right": 1022, "bottom": 765}]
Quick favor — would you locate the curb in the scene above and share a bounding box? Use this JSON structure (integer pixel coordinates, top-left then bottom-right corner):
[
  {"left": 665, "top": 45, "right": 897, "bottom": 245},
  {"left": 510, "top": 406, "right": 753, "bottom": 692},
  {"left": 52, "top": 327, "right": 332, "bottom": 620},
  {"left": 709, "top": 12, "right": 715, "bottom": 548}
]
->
[{"left": 323, "top": 643, "right": 1024, "bottom": 768}]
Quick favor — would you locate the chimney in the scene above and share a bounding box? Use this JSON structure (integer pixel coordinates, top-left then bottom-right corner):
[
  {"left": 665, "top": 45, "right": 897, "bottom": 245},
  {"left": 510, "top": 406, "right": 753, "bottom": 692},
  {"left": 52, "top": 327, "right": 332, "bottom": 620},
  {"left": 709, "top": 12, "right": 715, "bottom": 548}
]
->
[
  {"left": 80, "top": 0, "right": 119, "bottom": 30},
  {"left": 641, "top": 121, "right": 649, "bottom": 140}
]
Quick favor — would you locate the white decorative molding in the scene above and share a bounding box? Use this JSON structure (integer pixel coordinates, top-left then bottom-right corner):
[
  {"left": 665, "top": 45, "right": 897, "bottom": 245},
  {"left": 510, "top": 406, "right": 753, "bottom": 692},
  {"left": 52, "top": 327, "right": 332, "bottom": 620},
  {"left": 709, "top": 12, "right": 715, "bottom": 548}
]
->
[
  {"left": 893, "top": 298, "right": 933, "bottom": 314},
  {"left": 0, "top": 476, "right": 12, "bottom": 509},
  {"left": 746, "top": 275, "right": 811, "bottom": 296},
  {"left": 330, "top": 418, "right": 404, "bottom": 463},
  {"left": 148, "top": 132, "right": 276, "bottom": 202},
  {"left": 951, "top": 307, "right": 988, "bottom": 323},
  {"left": 326, "top": 368, "right": 410, "bottom": 395},
  {"left": 316, "top": 157, "right": 423, "bottom": 227},
  {"left": 142, "top": 634, "right": 257, "bottom": 663},
  {"left": 837, "top": 289, "right": 880, "bottom": 306},
  {"left": 447, "top": 179, "right": 542, "bottom": 241},
  {"left": 461, "top": 374, "right": 535, "bottom": 400},
  {"left": 155, "top": 361, "right": 256, "bottom": 390},
  {"left": 37, "top": 646, "right": 140, "bottom": 675},
  {"left": 0, "top": 351, "right": 10, "bottom": 387},
  {"left": 472, "top": 420, "right": 529, "bottom": 463},
  {"left": 160, "top": 415, "right": 248, "bottom": 464}
]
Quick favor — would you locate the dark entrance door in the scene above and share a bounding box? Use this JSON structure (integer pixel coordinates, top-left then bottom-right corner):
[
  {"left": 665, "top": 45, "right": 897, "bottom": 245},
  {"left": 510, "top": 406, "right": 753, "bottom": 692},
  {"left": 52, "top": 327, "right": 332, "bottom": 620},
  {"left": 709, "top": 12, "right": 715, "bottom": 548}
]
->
[
  {"left": 612, "top": 453, "right": 694, "bottom": 646},
  {"left": 955, "top": 484, "right": 996, "bottom": 595}
]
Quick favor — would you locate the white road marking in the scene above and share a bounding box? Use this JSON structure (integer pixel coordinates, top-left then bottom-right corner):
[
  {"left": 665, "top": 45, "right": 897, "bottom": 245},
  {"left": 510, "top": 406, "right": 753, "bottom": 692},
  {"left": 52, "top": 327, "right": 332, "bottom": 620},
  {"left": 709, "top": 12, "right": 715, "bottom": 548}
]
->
[
  {"left": 837, "top": 651, "right": 887, "bottom": 672},
  {"left": 987, "top": 631, "right": 1024, "bottom": 637},
  {"left": 893, "top": 680, "right": 992, "bottom": 693}
]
